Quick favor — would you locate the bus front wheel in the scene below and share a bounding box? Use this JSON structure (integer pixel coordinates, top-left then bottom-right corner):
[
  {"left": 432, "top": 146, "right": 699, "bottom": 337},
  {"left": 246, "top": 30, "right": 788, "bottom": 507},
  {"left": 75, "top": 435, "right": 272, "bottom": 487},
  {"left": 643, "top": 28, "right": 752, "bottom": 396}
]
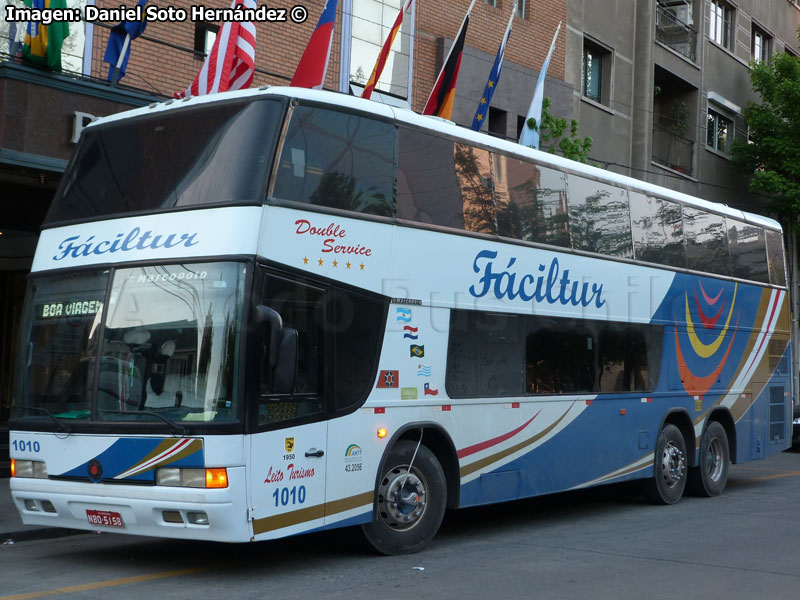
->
[
  {"left": 645, "top": 424, "right": 687, "bottom": 505},
  {"left": 687, "top": 421, "right": 729, "bottom": 497},
  {"left": 361, "top": 440, "right": 447, "bottom": 555}
]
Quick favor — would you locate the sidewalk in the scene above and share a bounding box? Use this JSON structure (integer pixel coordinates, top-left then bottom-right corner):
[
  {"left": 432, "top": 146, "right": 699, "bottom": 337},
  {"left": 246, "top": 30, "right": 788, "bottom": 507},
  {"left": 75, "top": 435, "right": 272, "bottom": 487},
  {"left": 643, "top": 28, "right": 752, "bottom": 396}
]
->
[{"left": 1, "top": 478, "right": 82, "bottom": 543}]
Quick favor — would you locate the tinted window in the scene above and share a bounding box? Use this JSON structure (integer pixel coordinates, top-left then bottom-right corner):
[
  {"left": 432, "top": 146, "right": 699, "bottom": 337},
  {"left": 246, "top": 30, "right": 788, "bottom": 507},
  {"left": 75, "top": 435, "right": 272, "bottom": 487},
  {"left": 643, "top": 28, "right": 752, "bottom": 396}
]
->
[
  {"left": 526, "top": 319, "right": 595, "bottom": 394},
  {"left": 258, "top": 272, "right": 386, "bottom": 426},
  {"left": 273, "top": 106, "right": 395, "bottom": 217},
  {"left": 567, "top": 175, "right": 632, "bottom": 257},
  {"left": 446, "top": 311, "right": 524, "bottom": 397},
  {"left": 630, "top": 193, "right": 685, "bottom": 267},
  {"left": 684, "top": 208, "right": 729, "bottom": 275},
  {"left": 766, "top": 229, "right": 787, "bottom": 286},
  {"left": 447, "top": 309, "right": 663, "bottom": 397},
  {"left": 456, "top": 144, "right": 495, "bottom": 234},
  {"left": 397, "top": 128, "right": 463, "bottom": 228},
  {"left": 493, "top": 155, "right": 570, "bottom": 247},
  {"left": 49, "top": 100, "right": 282, "bottom": 223},
  {"left": 14, "top": 271, "right": 109, "bottom": 418},
  {"left": 598, "top": 324, "right": 662, "bottom": 393},
  {"left": 727, "top": 219, "right": 769, "bottom": 283}
]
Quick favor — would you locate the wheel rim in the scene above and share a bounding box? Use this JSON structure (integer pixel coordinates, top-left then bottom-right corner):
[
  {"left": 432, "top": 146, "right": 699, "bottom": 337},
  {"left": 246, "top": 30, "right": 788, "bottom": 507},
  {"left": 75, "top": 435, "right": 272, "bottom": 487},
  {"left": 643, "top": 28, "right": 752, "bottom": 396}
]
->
[
  {"left": 705, "top": 437, "right": 724, "bottom": 482},
  {"left": 660, "top": 441, "right": 685, "bottom": 488},
  {"left": 376, "top": 464, "right": 428, "bottom": 531}
]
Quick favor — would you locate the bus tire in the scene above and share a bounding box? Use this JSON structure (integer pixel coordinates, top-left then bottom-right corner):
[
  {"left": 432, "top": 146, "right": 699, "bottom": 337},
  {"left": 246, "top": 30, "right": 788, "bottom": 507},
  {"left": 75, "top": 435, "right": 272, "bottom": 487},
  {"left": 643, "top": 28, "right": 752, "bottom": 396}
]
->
[
  {"left": 687, "top": 421, "right": 729, "bottom": 497},
  {"left": 361, "top": 440, "right": 447, "bottom": 555},
  {"left": 645, "top": 424, "right": 687, "bottom": 505}
]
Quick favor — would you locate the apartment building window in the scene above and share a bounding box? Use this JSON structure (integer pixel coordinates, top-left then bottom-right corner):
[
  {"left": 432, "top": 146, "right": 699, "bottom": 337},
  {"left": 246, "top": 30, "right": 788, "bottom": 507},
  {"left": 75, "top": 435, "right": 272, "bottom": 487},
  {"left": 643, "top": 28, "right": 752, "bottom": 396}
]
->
[
  {"left": 709, "top": 0, "right": 732, "bottom": 49},
  {"left": 194, "top": 23, "right": 218, "bottom": 58},
  {"left": 707, "top": 108, "right": 732, "bottom": 153},
  {"left": 515, "top": 0, "right": 527, "bottom": 18},
  {"left": 582, "top": 39, "right": 611, "bottom": 105},
  {"left": 752, "top": 25, "right": 771, "bottom": 63}
]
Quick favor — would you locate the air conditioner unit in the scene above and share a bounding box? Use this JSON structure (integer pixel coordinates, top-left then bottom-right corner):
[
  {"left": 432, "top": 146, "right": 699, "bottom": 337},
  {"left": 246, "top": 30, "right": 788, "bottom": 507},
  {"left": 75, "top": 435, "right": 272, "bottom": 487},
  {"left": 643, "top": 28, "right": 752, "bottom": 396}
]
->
[{"left": 665, "top": 4, "right": 693, "bottom": 26}]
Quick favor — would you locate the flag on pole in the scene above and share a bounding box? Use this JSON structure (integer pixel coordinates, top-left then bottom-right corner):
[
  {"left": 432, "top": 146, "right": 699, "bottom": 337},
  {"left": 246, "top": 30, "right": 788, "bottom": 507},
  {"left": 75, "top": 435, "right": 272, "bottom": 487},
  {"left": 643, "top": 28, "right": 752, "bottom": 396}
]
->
[
  {"left": 176, "top": 0, "right": 257, "bottom": 97},
  {"left": 361, "top": 0, "right": 413, "bottom": 100},
  {"left": 22, "top": 0, "right": 70, "bottom": 71},
  {"left": 291, "top": 0, "right": 339, "bottom": 89},
  {"left": 422, "top": 0, "right": 476, "bottom": 120},
  {"left": 104, "top": 0, "right": 148, "bottom": 84},
  {"left": 520, "top": 22, "right": 562, "bottom": 149},
  {"left": 471, "top": 3, "right": 515, "bottom": 131}
]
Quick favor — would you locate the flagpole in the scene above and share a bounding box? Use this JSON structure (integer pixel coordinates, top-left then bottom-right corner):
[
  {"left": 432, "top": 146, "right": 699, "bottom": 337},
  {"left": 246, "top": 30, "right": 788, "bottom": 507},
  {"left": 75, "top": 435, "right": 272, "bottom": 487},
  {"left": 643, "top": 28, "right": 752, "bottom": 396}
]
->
[
  {"left": 110, "top": 33, "right": 130, "bottom": 87},
  {"left": 422, "top": 0, "right": 477, "bottom": 113}
]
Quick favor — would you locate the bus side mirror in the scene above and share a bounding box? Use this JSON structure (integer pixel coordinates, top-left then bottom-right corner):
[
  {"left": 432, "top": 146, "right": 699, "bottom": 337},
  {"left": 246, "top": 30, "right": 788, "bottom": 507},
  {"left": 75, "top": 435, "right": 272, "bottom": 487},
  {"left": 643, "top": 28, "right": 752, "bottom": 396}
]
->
[
  {"left": 273, "top": 328, "right": 298, "bottom": 395},
  {"left": 255, "top": 305, "right": 283, "bottom": 368}
]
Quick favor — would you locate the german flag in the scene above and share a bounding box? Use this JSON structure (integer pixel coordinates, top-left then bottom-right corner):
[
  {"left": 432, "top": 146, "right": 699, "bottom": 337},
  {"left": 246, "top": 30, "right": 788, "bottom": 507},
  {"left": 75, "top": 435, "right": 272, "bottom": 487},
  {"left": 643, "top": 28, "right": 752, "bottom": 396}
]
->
[
  {"left": 422, "top": 2, "right": 473, "bottom": 120},
  {"left": 362, "top": 0, "right": 413, "bottom": 100}
]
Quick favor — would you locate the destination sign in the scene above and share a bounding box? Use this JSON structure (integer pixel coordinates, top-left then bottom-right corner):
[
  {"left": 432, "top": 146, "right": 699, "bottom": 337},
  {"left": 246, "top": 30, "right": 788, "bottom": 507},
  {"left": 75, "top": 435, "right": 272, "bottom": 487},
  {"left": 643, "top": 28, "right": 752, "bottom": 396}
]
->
[{"left": 37, "top": 300, "right": 104, "bottom": 320}]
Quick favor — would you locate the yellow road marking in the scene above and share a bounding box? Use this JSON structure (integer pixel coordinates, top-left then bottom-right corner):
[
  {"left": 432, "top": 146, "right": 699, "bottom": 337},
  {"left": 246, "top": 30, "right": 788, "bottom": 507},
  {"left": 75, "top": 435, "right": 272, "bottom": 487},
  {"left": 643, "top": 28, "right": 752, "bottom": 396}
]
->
[
  {"left": 729, "top": 470, "right": 800, "bottom": 486},
  {"left": 0, "top": 566, "right": 211, "bottom": 600}
]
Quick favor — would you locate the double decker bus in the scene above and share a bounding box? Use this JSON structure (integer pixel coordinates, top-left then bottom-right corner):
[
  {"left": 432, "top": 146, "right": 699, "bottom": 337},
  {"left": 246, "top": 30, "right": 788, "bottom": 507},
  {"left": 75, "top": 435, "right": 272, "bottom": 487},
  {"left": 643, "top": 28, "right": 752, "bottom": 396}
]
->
[{"left": 9, "top": 87, "right": 792, "bottom": 555}]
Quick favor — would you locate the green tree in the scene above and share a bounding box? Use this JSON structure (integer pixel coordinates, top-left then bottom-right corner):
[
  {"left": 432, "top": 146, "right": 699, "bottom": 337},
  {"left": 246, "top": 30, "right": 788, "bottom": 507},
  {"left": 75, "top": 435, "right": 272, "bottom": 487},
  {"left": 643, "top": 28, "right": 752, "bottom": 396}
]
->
[
  {"left": 524, "top": 97, "right": 593, "bottom": 163},
  {"left": 730, "top": 50, "right": 800, "bottom": 224}
]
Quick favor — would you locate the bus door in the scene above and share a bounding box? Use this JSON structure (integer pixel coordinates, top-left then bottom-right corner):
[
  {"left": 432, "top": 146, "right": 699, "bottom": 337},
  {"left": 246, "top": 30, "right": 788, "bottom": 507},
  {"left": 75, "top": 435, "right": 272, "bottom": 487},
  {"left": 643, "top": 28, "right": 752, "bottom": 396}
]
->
[{"left": 249, "top": 273, "right": 329, "bottom": 537}]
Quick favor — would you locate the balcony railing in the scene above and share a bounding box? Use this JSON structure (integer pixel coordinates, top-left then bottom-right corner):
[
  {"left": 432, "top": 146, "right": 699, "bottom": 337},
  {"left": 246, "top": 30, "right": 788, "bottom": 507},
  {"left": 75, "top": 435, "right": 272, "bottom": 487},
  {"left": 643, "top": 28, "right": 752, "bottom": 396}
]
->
[
  {"left": 655, "top": 4, "right": 698, "bottom": 62},
  {"left": 652, "top": 123, "right": 694, "bottom": 176}
]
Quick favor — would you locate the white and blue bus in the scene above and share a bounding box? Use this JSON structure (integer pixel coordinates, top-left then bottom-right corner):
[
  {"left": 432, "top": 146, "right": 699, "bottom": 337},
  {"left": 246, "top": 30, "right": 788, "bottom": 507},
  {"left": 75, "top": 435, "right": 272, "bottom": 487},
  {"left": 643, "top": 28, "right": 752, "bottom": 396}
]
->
[{"left": 9, "top": 87, "right": 792, "bottom": 554}]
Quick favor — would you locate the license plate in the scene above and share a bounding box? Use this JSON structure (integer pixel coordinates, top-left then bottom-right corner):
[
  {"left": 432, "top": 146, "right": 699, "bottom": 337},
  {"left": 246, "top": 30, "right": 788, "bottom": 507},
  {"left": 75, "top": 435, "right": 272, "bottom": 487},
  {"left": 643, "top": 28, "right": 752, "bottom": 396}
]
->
[{"left": 86, "top": 509, "right": 124, "bottom": 528}]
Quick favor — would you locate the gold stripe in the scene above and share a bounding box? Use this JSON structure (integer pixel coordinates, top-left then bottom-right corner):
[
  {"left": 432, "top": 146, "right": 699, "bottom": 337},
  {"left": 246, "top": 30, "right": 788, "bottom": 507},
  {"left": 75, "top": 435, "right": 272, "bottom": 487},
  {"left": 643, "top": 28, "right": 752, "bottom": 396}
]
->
[
  {"left": 459, "top": 403, "right": 576, "bottom": 479},
  {"left": 251, "top": 491, "right": 374, "bottom": 536},
  {"left": 122, "top": 439, "right": 203, "bottom": 477}
]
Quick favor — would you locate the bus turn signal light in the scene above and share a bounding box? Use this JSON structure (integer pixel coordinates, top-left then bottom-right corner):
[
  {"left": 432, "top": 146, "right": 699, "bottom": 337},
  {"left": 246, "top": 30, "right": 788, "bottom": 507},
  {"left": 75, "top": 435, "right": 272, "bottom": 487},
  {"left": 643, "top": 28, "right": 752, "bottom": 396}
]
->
[
  {"left": 205, "top": 468, "right": 228, "bottom": 488},
  {"left": 10, "top": 458, "right": 14, "bottom": 478},
  {"left": 377, "top": 428, "right": 388, "bottom": 439}
]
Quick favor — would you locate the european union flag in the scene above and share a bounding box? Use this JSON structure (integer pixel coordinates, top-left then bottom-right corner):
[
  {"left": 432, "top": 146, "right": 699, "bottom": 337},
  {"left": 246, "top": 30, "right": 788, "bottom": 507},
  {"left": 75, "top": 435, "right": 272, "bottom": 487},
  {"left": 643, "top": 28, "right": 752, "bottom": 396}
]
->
[{"left": 471, "top": 9, "right": 513, "bottom": 132}]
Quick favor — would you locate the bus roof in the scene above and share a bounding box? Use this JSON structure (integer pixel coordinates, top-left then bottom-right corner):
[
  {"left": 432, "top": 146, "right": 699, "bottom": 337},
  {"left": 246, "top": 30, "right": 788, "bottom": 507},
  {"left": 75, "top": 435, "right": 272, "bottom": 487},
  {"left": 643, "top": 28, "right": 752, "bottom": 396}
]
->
[{"left": 90, "top": 86, "right": 781, "bottom": 232}]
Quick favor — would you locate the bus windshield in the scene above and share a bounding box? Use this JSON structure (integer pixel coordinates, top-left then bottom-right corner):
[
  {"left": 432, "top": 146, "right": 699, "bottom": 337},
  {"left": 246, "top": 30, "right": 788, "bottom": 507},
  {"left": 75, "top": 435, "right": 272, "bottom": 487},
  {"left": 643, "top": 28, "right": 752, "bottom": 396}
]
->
[
  {"left": 46, "top": 99, "right": 284, "bottom": 224},
  {"left": 14, "top": 262, "right": 246, "bottom": 425}
]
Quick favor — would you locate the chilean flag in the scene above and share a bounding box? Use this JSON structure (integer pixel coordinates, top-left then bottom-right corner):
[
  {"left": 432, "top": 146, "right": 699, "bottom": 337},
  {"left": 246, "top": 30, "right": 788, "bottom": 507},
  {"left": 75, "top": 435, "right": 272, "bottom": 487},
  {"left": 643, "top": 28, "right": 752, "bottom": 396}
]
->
[{"left": 291, "top": 0, "right": 338, "bottom": 89}]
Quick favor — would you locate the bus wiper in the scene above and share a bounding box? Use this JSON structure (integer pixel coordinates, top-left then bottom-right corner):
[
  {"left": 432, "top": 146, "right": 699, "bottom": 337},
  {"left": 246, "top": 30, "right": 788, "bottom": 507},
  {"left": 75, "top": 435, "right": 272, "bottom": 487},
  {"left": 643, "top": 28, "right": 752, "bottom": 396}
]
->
[
  {"left": 20, "top": 407, "right": 72, "bottom": 435},
  {"left": 98, "top": 410, "right": 186, "bottom": 436}
]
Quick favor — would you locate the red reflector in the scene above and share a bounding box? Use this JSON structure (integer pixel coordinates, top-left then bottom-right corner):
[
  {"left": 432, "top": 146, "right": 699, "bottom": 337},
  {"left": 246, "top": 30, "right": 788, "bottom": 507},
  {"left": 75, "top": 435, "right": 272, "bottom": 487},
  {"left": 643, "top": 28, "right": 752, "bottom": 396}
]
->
[
  {"left": 620, "top": 409, "right": 627, "bottom": 416},
  {"left": 442, "top": 405, "right": 451, "bottom": 412},
  {"left": 511, "top": 402, "right": 520, "bottom": 409},
  {"left": 374, "top": 407, "right": 385, "bottom": 414}
]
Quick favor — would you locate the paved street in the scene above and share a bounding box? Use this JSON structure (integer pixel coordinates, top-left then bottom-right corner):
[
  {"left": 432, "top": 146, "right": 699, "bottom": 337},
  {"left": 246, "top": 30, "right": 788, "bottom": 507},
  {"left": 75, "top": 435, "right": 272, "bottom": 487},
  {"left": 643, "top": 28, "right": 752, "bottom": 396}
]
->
[{"left": 2, "top": 450, "right": 800, "bottom": 600}]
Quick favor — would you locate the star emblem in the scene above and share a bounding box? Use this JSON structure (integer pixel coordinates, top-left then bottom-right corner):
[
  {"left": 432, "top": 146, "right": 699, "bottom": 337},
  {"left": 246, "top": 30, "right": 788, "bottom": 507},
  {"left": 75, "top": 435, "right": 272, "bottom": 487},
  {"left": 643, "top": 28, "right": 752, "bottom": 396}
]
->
[
  {"left": 318, "top": 258, "right": 324, "bottom": 266},
  {"left": 346, "top": 261, "right": 351, "bottom": 269},
  {"left": 303, "top": 257, "right": 309, "bottom": 265}
]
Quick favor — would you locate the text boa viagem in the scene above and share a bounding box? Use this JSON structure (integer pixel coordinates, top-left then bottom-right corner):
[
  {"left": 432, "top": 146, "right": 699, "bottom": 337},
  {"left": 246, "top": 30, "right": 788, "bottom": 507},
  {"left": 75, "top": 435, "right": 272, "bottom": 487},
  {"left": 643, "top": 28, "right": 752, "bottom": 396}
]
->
[{"left": 4, "top": 4, "right": 291, "bottom": 26}]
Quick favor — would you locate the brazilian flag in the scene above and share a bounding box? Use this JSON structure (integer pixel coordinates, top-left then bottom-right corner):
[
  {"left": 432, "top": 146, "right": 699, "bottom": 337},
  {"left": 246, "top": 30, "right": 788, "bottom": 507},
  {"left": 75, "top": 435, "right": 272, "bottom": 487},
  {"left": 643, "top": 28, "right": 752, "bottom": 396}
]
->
[{"left": 22, "top": 0, "right": 70, "bottom": 71}]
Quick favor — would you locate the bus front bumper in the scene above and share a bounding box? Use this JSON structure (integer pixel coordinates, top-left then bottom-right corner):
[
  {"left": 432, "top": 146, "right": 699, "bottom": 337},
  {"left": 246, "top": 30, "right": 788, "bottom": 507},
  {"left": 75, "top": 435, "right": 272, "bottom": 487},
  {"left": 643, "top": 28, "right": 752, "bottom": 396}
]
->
[{"left": 9, "top": 467, "right": 250, "bottom": 542}]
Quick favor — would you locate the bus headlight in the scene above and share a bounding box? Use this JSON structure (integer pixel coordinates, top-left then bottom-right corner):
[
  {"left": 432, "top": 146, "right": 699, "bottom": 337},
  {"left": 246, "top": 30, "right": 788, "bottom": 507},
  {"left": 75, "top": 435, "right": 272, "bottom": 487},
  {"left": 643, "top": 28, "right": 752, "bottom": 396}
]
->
[
  {"left": 12, "top": 459, "right": 48, "bottom": 478},
  {"left": 156, "top": 467, "right": 228, "bottom": 488}
]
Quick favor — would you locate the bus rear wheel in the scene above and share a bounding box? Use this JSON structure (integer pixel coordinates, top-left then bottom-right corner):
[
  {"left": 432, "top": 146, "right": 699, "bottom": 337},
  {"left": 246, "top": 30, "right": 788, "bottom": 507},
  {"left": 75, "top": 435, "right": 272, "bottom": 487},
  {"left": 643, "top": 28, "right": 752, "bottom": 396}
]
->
[
  {"left": 361, "top": 440, "right": 446, "bottom": 555},
  {"left": 645, "top": 424, "right": 687, "bottom": 505},
  {"left": 687, "top": 421, "right": 729, "bottom": 497}
]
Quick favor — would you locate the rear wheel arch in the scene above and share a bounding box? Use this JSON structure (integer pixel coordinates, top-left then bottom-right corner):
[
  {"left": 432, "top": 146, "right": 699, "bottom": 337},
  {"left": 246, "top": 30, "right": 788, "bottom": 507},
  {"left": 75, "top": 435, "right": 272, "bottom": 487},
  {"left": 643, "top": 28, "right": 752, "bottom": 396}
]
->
[
  {"left": 705, "top": 408, "right": 737, "bottom": 464},
  {"left": 661, "top": 410, "right": 696, "bottom": 467}
]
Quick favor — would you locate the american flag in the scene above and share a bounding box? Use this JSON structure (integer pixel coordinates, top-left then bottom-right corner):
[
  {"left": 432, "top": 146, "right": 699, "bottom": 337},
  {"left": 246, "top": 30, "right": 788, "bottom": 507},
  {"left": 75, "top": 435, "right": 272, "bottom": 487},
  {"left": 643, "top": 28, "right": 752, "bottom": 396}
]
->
[{"left": 176, "top": 0, "right": 257, "bottom": 97}]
